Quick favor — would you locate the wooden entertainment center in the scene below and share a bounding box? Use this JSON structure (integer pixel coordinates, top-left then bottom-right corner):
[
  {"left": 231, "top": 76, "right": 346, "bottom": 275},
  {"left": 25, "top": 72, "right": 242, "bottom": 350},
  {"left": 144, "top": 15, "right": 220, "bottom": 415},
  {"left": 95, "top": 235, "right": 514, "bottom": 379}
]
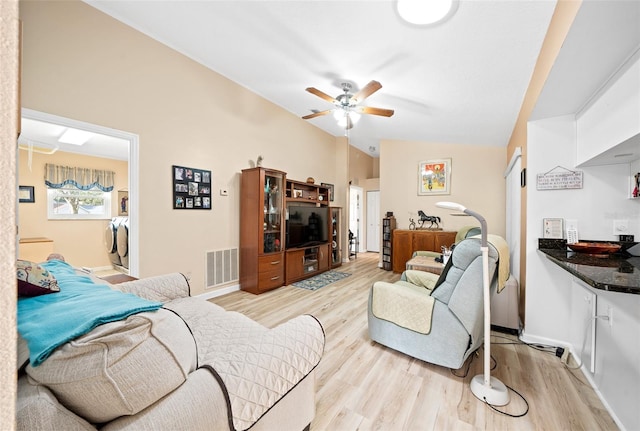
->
[{"left": 240, "top": 167, "right": 339, "bottom": 294}]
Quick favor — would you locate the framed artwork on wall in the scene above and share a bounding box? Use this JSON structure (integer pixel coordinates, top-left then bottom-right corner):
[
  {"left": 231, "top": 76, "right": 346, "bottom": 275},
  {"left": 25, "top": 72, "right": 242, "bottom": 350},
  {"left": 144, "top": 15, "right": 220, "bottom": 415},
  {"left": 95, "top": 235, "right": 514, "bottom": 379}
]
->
[
  {"left": 118, "top": 190, "right": 129, "bottom": 215},
  {"left": 18, "top": 185, "right": 35, "bottom": 203},
  {"left": 418, "top": 159, "right": 451, "bottom": 196},
  {"left": 172, "top": 165, "right": 212, "bottom": 210}
]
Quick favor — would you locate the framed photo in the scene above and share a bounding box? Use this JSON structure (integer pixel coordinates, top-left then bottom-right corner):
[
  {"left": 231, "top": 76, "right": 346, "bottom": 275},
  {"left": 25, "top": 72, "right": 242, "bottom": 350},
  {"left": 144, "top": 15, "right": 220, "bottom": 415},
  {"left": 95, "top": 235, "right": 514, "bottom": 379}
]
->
[
  {"left": 172, "top": 165, "right": 212, "bottom": 210},
  {"left": 321, "top": 182, "right": 334, "bottom": 201},
  {"left": 418, "top": 159, "right": 451, "bottom": 196},
  {"left": 543, "top": 218, "right": 564, "bottom": 239},
  {"left": 19, "top": 185, "right": 35, "bottom": 203},
  {"left": 117, "top": 190, "right": 129, "bottom": 216}
]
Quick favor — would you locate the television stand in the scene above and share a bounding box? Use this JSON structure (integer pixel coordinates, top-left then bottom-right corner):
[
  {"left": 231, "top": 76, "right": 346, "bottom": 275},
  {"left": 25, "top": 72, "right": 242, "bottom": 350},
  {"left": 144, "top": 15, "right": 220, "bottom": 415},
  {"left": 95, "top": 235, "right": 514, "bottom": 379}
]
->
[{"left": 285, "top": 243, "right": 331, "bottom": 285}]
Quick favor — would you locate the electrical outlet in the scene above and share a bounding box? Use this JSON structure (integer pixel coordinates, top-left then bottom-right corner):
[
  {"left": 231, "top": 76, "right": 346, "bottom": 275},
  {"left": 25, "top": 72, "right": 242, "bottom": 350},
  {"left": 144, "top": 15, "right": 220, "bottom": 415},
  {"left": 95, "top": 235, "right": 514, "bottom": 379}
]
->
[{"left": 613, "top": 219, "right": 629, "bottom": 235}]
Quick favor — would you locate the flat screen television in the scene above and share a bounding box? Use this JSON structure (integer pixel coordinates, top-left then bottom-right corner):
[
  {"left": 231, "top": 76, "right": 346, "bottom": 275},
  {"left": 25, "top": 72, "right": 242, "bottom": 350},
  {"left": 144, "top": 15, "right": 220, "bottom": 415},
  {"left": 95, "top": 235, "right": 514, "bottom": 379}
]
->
[{"left": 286, "top": 205, "right": 329, "bottom": 249}]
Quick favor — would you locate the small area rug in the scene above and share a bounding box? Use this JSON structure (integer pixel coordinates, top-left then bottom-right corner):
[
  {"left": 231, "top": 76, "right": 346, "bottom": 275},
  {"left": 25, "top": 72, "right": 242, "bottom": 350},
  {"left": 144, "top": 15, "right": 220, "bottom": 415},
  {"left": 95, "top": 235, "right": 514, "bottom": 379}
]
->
[{"left": 292, "top": 270, "right": 351, "bottom": 291}]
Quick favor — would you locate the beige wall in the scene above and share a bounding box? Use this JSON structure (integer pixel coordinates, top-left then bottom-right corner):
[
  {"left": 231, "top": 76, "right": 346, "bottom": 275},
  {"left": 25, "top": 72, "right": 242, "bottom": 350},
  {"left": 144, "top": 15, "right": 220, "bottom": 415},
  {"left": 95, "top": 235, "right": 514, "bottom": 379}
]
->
[
  {"left": 20, "top": 0, "right": 339, "bottom": 295},
  {"left": 380, "top": 140, "right": 506, "bottom": 237},
  {"left": 1, "top": 0, "right": 19, "bottom": 427},
  {"left": 18, "top": 150, "right": 128, "bottom": 267},
  {"left": 349, "top": 145, "right": 375, "bottom": 185}
]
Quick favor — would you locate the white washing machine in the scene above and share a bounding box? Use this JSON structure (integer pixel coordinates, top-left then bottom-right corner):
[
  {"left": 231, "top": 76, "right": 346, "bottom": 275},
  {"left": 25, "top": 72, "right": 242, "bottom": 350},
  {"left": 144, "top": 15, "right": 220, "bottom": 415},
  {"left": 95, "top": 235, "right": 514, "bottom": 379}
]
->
[
  {"left": 116, "top": 217, "right": 129, "bottom": 270},
  {"left": 105, "top": 218, "right": 122, "bottom": 266}
]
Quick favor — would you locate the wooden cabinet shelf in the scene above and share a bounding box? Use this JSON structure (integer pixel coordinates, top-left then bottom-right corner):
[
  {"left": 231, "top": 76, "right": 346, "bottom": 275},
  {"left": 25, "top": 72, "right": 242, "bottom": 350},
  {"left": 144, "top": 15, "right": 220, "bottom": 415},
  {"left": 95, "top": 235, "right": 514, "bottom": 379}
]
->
[
  {"left": 382, "top": 215, "right": 396, "bottom": 271},
  {"left": 241, "top": 168, "right": 335, "bottom": 293},
  {"left": 240, "top": 167, "right": 286, "bottom": 294},
  {"left": 285, "top": 179, "right": 329, "bottom": 205},
  {"left": 285, "top": 244, "right": 330, "bottom": 284}
]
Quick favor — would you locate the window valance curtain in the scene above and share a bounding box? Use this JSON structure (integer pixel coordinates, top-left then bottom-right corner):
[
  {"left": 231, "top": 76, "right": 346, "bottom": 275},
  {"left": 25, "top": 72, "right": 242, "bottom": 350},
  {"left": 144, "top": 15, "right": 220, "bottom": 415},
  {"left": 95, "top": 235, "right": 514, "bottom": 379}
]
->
[{"left": 44, "top": 163, "right": 115, "bottom": 192}]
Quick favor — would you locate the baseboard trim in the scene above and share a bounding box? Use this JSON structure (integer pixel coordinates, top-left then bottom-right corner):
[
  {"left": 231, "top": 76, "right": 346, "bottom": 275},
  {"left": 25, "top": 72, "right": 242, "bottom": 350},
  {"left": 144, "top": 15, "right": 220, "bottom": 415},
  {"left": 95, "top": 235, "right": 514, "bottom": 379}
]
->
[{"left": 197, "top": 283, "right": 241, "bottom": 300}]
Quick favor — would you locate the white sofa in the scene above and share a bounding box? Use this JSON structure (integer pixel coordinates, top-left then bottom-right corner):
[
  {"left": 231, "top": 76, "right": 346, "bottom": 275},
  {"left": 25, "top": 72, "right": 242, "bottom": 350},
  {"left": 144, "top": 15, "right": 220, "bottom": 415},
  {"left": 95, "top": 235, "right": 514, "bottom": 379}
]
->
[{"left": 17, "top": 267, "right": 325, "bottom": 430}]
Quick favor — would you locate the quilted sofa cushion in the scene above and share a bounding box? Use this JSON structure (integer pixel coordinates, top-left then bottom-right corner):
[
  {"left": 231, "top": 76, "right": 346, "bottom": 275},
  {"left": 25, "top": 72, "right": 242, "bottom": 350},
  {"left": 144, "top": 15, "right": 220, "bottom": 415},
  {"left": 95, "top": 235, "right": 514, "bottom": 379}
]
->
[{"left": 26, "top": 308, "right": 197, "bottom": 423}]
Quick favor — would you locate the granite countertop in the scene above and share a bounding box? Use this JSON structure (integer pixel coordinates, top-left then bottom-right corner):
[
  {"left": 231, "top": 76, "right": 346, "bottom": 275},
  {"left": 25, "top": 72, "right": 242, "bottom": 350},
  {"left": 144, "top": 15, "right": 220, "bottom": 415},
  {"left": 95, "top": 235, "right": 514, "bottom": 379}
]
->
[{"left": 538, "top": 240, "right": 640, "bottom": 294}]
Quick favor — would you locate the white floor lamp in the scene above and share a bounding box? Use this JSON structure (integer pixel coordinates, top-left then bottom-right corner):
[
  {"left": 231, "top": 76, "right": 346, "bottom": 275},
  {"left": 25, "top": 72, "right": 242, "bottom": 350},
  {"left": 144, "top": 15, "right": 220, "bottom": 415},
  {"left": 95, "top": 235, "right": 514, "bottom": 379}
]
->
[{"left": 436, "top": 201, "right": 510, "bottom": 406}]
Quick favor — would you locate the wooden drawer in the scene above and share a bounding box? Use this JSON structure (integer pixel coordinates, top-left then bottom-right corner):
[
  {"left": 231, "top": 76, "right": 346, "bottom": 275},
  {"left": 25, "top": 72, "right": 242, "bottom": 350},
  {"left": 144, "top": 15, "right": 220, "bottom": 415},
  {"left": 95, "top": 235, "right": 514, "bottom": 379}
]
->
[
  {"left": 258, "top": 266, "right": 284, "bottom": 290},
  {"left": 258, "top": 254, "right": 284, "bottom": 272}
]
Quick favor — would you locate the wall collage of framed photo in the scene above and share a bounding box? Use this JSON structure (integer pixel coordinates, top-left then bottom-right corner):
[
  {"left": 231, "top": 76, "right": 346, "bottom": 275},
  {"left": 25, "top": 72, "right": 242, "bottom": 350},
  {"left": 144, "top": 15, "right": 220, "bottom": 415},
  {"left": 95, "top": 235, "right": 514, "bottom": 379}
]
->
[{"left": 172, "top": 165, "right": 212, "bottom": 210}]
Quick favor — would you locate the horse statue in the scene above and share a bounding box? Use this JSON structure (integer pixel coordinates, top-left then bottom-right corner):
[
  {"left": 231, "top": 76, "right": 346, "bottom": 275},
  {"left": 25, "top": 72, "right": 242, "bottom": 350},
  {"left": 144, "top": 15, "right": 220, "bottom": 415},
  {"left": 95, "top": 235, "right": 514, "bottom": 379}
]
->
[{"left": 417, "top": 210, "right": 441, "bottom": 229}]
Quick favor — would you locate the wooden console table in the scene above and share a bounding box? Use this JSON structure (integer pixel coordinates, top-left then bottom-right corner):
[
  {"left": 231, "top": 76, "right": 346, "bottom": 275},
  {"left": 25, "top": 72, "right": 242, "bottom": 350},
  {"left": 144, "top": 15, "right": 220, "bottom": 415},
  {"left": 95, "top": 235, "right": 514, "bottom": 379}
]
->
[{"left": 392, "top": 229, "right": 456, "bottom": 273}]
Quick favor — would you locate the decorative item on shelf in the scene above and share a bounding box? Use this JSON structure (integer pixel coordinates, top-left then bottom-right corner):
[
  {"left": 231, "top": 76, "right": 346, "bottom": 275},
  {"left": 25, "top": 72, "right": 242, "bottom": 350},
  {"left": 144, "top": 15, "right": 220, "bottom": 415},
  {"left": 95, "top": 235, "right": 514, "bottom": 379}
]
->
[
  {"left": 417, "top": 210, "right": 441, "bottom": 229},
  {"left": 321, "top": 182, "right": 334, "bottom": 201},
  {"left": 386, "top": 211, "right": 394, "bottom": 217},
  {"left": 294, "top": 189, "right": 303, "bottom": 198},
  {"left": 408, "top": 218, "right": 416, "bottom": 230},
  {"left": 256, "top": 155, "right": 263, "bottom": 167},
  {"left": 306, "top": 177, "right": 315, "bottom": 184}
]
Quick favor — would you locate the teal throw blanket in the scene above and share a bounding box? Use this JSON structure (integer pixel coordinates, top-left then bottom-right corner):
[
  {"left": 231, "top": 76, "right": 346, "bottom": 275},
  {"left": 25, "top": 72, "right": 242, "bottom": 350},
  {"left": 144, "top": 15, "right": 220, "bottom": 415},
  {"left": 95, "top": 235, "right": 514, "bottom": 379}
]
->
[{"left": 17, "top": 260, "right": 162, "bottom": 366}]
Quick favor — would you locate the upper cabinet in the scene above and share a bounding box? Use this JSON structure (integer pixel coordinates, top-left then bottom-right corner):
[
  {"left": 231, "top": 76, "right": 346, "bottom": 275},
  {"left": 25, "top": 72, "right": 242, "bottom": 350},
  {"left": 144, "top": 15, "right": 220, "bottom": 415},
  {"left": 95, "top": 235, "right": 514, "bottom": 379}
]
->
[{"left": 576, "top": 52, "right": 640, "bottom": 167}]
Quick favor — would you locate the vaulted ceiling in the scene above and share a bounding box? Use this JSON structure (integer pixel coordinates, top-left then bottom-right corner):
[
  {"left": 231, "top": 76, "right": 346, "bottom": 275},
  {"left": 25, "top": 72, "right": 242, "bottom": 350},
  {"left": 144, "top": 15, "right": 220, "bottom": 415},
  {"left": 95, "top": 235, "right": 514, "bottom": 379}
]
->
[{"left": 19, "top": 1, "right": 640, "bottom": 160}]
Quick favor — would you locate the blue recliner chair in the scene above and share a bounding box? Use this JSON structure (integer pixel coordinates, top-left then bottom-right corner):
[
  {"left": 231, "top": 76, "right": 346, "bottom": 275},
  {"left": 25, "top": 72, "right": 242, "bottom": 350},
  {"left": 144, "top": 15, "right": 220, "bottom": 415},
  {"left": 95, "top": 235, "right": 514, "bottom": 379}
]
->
[{"left": 368, "top": 237, "right": 501, "bottom": 369}]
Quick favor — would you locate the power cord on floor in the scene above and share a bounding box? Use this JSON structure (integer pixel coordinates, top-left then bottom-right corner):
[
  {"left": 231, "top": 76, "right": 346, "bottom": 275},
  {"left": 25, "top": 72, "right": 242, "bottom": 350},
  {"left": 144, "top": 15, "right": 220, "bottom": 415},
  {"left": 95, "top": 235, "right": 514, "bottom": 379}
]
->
[
  {"left": 481, "top": 383, "right": 530, "bottom": 418},
  {"left": 450, "top": 347, "right": 529, "bottom": 418}
]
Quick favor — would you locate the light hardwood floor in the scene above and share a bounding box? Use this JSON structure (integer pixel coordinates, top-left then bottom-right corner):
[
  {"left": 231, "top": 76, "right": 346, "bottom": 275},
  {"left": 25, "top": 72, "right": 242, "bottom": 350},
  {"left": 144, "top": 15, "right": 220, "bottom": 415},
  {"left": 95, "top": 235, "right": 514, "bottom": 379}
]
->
[{"left": 211, "top": 253, "right": 618, "bottom": 430}]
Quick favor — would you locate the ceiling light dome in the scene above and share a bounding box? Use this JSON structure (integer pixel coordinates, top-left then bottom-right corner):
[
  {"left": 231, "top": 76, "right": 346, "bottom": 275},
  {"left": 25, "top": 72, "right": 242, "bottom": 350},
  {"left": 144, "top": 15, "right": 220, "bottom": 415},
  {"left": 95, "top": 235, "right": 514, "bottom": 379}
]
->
[{"left": 397, "top": 0, "right": 458, "bottom": 26}]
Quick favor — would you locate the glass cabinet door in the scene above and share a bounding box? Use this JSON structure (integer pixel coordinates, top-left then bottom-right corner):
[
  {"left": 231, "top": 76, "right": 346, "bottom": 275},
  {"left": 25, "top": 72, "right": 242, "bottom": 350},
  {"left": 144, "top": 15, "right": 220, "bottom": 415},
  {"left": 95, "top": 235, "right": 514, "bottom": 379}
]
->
[{"left": 263, "top": 171, "right": 283, "bottom": 254}]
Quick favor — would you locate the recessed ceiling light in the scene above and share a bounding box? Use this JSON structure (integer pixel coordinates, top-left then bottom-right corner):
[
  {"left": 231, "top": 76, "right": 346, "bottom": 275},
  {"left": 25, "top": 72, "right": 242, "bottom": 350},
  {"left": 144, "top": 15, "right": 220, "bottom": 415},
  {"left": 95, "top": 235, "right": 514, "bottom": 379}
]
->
[
  {"left": 58, "top": 128, "right": 93, "bottom": 146},
  {"left": 397, "top": 0, "right": 458, "bottom": 26}
]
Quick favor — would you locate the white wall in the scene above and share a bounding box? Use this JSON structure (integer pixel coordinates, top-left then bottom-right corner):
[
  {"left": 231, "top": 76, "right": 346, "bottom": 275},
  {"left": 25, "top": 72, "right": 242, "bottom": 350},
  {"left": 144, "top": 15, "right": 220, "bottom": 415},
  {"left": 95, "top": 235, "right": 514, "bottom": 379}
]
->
[{"left": 525, "top": 115, "right": 640, "bottom": 430}]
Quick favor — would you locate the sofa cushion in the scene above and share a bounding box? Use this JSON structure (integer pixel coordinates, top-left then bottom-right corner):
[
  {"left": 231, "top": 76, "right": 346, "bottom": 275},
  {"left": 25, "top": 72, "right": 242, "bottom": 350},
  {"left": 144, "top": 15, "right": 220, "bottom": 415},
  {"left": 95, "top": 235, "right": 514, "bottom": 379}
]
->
[
  {"left": 17, "top": 260, "right": 60, "bottom": 297},
  {"left": 26, "top": 308, "right": 197, "bottom": 423},
  {"left": 16, "top": 375, "right": 94, "bottom": 431},
  {"left": 371, "top": 281, "right": 435, "bottom": 334}
]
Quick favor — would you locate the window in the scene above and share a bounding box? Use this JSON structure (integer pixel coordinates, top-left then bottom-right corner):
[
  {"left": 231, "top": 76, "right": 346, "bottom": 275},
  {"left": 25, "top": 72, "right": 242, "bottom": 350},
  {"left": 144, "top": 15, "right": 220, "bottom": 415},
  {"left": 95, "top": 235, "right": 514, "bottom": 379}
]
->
[{"left": 47, "top": 186, "right": 112, "bottom": 220}]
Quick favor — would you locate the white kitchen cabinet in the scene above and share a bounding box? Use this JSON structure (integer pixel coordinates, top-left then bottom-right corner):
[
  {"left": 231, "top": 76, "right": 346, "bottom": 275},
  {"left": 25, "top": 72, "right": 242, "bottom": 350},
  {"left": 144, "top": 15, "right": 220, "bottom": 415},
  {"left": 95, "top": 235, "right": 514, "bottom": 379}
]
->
[{"left": 576, "top": 53, "right": 640, "bottom": 167}]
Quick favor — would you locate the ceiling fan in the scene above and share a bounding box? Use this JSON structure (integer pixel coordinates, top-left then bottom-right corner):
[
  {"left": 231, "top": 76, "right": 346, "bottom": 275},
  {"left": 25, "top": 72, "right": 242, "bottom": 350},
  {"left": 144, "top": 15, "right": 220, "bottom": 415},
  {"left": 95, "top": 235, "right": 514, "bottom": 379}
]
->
[{"left": 302, "top": 80, "right": 394, "bottom": 130}]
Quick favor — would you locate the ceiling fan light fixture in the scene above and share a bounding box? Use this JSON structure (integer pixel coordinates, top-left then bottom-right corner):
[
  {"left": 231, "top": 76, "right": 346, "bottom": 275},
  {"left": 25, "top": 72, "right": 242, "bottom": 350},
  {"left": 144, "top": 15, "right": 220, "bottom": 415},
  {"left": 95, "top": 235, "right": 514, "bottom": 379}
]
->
[{"left": 397, "top": 0, "right": 458, "bottom": 26}]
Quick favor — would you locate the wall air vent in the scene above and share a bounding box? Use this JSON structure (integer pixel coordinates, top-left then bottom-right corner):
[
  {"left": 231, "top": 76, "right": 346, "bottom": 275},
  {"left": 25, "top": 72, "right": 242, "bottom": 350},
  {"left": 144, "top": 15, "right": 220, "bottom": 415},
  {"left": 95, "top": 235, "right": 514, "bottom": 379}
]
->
[{"left": 205, "top": 248, "right": 238, "bottom": 289}]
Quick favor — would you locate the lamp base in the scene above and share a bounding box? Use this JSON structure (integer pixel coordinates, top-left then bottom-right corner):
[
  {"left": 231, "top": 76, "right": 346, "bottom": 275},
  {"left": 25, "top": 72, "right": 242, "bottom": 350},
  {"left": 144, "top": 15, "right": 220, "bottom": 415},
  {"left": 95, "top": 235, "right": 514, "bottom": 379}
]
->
[{"left": 470, "top": 375, "right": 510, "bottom": 406}]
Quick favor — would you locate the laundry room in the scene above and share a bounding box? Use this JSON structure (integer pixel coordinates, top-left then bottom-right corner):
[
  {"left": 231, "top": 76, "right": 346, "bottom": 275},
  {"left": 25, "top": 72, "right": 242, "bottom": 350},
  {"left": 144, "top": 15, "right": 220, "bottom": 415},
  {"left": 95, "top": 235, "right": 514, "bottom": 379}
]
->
[{"left": 17, "top": 133, "right": 129, "bottom": 272}]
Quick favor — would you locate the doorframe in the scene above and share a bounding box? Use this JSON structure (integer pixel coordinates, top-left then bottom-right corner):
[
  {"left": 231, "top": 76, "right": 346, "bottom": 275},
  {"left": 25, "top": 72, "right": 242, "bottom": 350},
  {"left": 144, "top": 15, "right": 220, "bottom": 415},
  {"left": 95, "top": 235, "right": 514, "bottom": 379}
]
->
[
  {"left": 349, "top": 185, "right": 364, "bottom": 253},
  {"left": 21, "top": 108, "right": 140, "bottom": 276}
]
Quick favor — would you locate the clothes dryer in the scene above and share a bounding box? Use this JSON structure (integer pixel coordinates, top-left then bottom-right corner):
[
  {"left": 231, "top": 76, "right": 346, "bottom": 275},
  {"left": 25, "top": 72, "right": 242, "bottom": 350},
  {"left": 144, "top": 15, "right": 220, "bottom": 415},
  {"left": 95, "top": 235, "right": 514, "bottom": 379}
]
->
[
  {"left": 116, "top": 217, "right": 129, "bottom": 269},
  {"left": 105, "top": 218, "right": 122, "bottom": 266}
]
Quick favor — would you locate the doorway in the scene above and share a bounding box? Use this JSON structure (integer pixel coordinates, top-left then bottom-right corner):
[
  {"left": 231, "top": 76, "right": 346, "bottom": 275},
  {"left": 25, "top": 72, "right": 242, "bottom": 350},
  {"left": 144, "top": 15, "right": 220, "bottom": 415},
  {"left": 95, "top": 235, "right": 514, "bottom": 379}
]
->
[
  {"left": 19, "top": 109, "right": 140, "bottom": 276},
  {"left": 366, "top": 190, "right": 380, "bottom": 252},
  {"left": 349, "top": 185, "right": 363, "bottom": 253}
]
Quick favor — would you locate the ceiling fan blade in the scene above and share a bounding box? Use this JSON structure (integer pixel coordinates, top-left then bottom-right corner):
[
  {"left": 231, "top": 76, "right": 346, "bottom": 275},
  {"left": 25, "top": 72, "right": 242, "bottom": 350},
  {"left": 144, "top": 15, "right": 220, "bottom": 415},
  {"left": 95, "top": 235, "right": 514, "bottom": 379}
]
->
[
  {"left": 306, "top": 87, "right": 337, "bottom": 104},
  {"left": 359, "top": 106, "right": 395, "bottom": 117},
  {"left": 351, "top": 80, "right": 382, "bottom": 104},
  {"left": 302, "top": 110, "right": 332, "bottom": 120}
]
